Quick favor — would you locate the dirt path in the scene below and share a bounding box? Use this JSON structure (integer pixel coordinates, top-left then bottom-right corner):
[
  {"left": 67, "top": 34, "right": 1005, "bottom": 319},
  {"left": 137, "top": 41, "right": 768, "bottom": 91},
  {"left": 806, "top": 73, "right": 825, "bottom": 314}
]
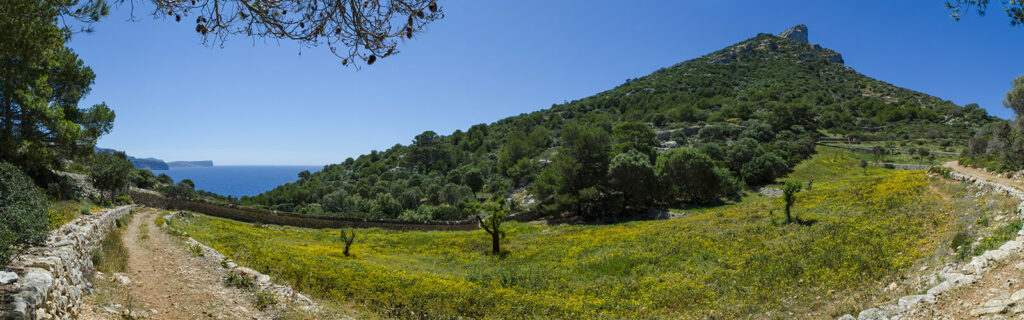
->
[
  {"left": 83, "top": 208, "right": 269, "bottom": 319},
  {"left": 897, "top": 162, "right": 1024, "bottom": 319},
  {"left": 944, "top": 160, "right": 1024, "bottom": 190}
]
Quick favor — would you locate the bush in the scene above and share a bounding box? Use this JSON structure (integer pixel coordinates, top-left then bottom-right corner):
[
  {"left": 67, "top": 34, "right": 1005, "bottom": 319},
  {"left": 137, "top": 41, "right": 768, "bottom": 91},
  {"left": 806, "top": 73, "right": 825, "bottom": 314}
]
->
[
  {"left": 254, "top": 290, "right": 277, "bottom": 310},
  {"left": 42, "top": 173, "right": 81, "bottom": 201},
  {"left": 129, "top": 168, "right": 158, "bottom": 189},
  {"left": 0, "top": 162, "right": 50, "bottom": 266},
  {"left": 115, "top": 194, "right": 133, "bottom": 205},
  {"left": 89, "top": 151, "right": 134, "bottom": 201},
  {"left": 158, "top": 184, "right": 196, "bottom": 200},
  {"left": 78, "top": 201, "right": 94, "bottom": 215},
  {"left": 225, "top": 272, "right": 256, "bottom": 289},
  {"left": 656, "top": 148, "right": 738, "bottom": 204},
  {"left": 740, "top": 152, "right": 789, "bottom": 186}
]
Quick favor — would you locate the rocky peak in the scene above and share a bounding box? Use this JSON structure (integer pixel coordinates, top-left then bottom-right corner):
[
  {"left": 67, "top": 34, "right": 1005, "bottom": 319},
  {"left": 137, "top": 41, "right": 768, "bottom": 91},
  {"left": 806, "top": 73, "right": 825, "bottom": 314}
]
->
[{"left": 778, "top": 24, "right": 808, "bottom": 43}]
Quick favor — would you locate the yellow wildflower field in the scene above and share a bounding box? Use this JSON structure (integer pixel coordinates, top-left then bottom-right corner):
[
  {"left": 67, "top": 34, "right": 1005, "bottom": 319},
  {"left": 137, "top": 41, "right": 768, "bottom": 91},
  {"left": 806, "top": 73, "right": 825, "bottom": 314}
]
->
[{"left": 171, "top": 150, "right": 1016, "bottom": 319}]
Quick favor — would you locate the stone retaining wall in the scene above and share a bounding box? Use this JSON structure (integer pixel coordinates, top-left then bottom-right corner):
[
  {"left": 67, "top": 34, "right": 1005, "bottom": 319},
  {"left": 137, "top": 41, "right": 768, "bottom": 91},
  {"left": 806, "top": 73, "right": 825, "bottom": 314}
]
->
[
  {"left": 162, "top": 212, "right": 318, "bottom": 312},
  {"left": 871, "top": 162, "right": 932, "bottom": 171},
  {"left": 819, "top": 143, "right": 959, "bottom": 156},
  {"left": 129, "top": 189, "right": 480, "bottom": 231},
  {"left": 842, "top": 171, "right": 1024, "bottom": 320},
  {"left": 0, "top": 206, "right": 131, "bottom": 320}
]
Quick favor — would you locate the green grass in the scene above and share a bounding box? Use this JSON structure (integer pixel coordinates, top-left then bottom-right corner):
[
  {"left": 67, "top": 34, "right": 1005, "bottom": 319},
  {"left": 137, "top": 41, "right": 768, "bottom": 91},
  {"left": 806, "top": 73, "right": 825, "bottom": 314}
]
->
[
  {"left": 92, "top": 216, "right": 129, "bottom": 274},
  {"left": 171, "top": 148, "right": 1015, "bottom": 319},
  {"left": 47, "top": 200, "right": 92, "bottom": 229}
]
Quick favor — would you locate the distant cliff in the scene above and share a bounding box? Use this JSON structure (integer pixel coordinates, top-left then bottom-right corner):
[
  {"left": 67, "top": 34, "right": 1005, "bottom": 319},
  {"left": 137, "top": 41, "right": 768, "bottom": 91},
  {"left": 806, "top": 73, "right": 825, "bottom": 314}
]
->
[
  {"left": 94, "top": 147, "right": 211, "bottom": 170},
  {"left": 95, "top": 147, "right": 169, "bottom": 170},
  {"left": 130, "top": 158, "right": 169, "bottom": 170},
  {"left": 167, "top": 161, "right": 214, "bottom": 168}
]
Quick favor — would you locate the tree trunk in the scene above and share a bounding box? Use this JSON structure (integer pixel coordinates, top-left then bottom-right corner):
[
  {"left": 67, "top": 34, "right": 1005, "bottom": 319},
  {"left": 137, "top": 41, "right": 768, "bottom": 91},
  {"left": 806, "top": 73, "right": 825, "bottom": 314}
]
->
[
  {"left": 491, "top": 232, "right": 500, "bottom": 254},
  {"left": 784, "top": 204, "right": 792, "bottom": 224}
]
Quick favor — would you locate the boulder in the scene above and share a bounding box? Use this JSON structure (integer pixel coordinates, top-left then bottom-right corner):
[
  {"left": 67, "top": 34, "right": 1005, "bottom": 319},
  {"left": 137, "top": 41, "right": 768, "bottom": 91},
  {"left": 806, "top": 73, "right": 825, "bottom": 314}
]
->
[{"left": 0, "top": 271, "right": 17, "bottom": 285}]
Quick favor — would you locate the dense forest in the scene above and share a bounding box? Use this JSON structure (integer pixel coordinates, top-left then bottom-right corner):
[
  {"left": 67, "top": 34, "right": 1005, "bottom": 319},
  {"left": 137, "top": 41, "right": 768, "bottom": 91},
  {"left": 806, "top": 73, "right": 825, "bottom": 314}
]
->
[{"left": 239, "top": 29, "right": 996, "bottom": 221}]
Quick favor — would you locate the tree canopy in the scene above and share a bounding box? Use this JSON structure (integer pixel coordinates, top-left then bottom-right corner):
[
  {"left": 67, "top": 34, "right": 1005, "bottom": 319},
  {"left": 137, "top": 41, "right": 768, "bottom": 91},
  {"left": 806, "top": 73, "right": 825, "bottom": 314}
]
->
[
  {"left": 53, "top": 0, "right": 444, "bottom": 66},
  {"left": 0, "top": 0, "right": 115, "bottom": 177},
  {"left": 946, "top": 0, "right": 1024, "bottom": 25}
]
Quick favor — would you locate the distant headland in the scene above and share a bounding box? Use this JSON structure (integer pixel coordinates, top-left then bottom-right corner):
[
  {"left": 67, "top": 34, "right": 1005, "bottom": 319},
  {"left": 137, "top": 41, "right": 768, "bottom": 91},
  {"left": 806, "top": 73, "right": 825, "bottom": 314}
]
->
[
  {"left": 94, "top": 148, "right": 213, "bottom": 170},
  {"left": 167, "top": 161, "right": 215, "bottom": 168}
]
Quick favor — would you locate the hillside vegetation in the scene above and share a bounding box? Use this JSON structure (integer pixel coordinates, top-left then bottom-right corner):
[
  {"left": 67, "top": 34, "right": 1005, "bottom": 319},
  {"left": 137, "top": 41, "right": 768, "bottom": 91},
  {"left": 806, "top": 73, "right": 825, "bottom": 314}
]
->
[
  {"left": 170, "top": 148, "right": 1019, "bottom": 318},
  {"left": 239, "top": 26, "right": 994, "bottom": 221}
]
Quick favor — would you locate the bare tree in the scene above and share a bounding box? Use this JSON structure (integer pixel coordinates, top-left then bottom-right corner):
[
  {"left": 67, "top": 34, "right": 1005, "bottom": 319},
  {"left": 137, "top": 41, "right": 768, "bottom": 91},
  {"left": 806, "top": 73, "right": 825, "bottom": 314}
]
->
[{"left": 52, "top": 0, "right": 444, "bottom": 67}]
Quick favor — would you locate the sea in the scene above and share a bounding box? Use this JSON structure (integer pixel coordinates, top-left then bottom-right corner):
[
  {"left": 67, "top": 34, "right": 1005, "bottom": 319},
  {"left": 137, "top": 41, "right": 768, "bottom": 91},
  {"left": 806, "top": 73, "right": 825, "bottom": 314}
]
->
[{"left": 152, "top": 165, "right": 322, "bottom": 198}]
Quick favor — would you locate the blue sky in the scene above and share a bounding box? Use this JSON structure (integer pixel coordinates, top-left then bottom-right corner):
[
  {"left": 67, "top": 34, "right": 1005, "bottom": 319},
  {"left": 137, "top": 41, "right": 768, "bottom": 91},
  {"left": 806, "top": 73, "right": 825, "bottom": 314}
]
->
[{"left": 70, "top": 1, "right": 1024, "bottom": 165}]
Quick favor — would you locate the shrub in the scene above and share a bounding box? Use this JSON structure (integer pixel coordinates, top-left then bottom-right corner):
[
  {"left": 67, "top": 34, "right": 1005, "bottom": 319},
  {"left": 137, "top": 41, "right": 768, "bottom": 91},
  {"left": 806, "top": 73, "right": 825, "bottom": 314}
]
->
[
  {"left": 254, "top": 290, "right": 277, "bottom": 310},
  {"left": 46, "top": 202, "right": 80, "bottom": 229},
  {"left": 928, "top": 166, "right": 953, "bottom": 179},
  {"left": 115, "top": 194, "right": 133, "bottom": 205},
  {"left": 0, "top": 162, "right": 49, "bottom": 266},
  {"left": 225, "top": 272, "right": 255, "bottom": 289},
  {"left": 740, "top": 152, "right": 788, "bottom": 186},
  {"left": 79, "top": 201, "right": 93, "bottom": 215},
  {"left": 128, "top": 168, "right": 157, "bottom": 189},
  {"left": 43, "top": 173, "right": 81, "bottom": 201},
  {"left": 89, "top": 151, "right": 134, "bottom": 201},
  {"left": 656, "top": 148, "right": 738, "bottom": 204},
  {"left": 189, "top": 244, "right": 204, "bottom": 257}
]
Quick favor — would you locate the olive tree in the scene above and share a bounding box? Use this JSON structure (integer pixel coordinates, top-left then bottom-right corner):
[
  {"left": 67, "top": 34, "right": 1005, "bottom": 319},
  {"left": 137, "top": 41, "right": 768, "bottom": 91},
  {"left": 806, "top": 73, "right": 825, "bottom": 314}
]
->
[
  {"left": 339, "top": 229, "right": 356, "bottom": 257},
  {"left": 782, "top": 180, "right": 803, "bottom": 224},
  {"left": 89, "top": 151, "right": 135, "bottom": 201},
  {"left": 476, "top": 199, "right": 508, "bottom": 254},
  {"left": 606, "top": 149, "right": 656, "bottom": 209},
  {"left": 1006, "top": 74, "right": 1024, "bottom": 118}
]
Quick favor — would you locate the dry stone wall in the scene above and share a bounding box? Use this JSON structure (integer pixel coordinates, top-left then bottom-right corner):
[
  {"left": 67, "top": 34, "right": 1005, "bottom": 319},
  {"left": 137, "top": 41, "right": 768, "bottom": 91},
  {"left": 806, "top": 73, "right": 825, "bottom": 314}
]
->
[
  {"left": 871, "top": 163, "right": 932, "bottom": 171},
  {"left": 129, "top": 189, "right": 490, "bottom": 231},
  {"left": 163, "top": 212, "right": 318, "bottom": 312},
  {"left": 841, "top": 171, "right": 1024, "bottom": 320},
  {"left": 0, "top": 206, "right": 131, "bottom": 320}
]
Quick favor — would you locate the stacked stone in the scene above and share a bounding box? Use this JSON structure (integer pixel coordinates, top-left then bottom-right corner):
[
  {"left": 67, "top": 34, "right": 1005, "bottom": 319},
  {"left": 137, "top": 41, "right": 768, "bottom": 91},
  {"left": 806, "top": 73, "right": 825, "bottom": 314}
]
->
[
  {"left": 0, "top": 206, "right": 131, "bottom": 319},
  {"left": 168, "top": 213, "right": 318, "bottom": 311},
  {"left": 842, "top": 171, "right": 1024, "bottom": 320}
]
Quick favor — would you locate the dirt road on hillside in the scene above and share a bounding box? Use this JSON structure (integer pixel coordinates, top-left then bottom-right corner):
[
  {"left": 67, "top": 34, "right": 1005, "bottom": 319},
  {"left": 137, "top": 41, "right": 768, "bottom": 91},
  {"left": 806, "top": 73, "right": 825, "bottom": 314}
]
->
[
  {"left": 81, "top": 208, "right": 269, "bottom": 320},
  {"left": 895, "top": 162, "right": 1024, "bottom": 319},
  {"left": 944, "top": 160, "right": 1024, "bottom": 190}
]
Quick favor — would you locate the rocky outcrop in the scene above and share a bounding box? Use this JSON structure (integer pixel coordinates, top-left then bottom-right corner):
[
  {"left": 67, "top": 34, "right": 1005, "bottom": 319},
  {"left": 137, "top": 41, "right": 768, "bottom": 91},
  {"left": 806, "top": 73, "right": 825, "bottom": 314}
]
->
[
  {"left": 707, "top": 25, "right": 845, "bottom": 66},
  {"left": 840, "top": 171, "right": 1024, "bottom": 320},
  {"left": 778, "top": 24, "right": 808, "bottom": 43},
  {"left": 826, "top": 52, "right": 845, "bottom": 64},
  {"left": 0, "top": 206, "right": 132, "bottom": 319}
]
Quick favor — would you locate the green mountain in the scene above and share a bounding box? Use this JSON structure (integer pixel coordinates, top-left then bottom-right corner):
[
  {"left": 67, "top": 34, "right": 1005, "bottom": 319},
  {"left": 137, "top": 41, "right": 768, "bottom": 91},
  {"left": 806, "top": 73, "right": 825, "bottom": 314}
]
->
[{"left": 241, "top": 25, "right": 995, "bottom": 220}]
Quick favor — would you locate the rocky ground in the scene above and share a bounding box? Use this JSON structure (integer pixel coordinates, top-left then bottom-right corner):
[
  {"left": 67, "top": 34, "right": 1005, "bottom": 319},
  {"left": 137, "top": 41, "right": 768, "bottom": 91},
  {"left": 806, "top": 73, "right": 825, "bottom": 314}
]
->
[
  {"left": 80, "top": 208, "right": 271, "bottom": 320},
  {"left": 843, "top": 162, "right": 1024, "bottom": 319}
]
